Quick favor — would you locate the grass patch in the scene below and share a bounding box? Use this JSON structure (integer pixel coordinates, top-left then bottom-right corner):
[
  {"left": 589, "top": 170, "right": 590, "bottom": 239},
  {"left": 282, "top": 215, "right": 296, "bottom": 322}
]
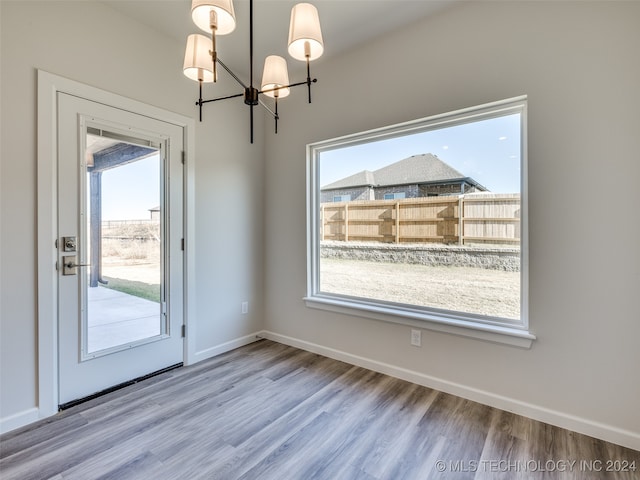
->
[{"left": 102, "top": 276, "right": 160, "bottom": 303}]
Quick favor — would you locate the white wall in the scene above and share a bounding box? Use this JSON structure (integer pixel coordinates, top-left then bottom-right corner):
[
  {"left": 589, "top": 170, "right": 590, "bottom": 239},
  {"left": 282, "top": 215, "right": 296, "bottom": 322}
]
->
[
  {"left": 264, "top": 1, "right": 640, "bottom": 449},
  {"left": 0, "top": 1, "right": 264, "bottom": 428}
]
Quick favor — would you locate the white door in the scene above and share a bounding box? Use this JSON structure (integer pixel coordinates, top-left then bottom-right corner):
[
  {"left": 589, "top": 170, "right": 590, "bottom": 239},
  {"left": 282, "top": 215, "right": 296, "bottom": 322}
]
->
[{"left": 57, "top": 93, "right": 184, "bottom": 406}]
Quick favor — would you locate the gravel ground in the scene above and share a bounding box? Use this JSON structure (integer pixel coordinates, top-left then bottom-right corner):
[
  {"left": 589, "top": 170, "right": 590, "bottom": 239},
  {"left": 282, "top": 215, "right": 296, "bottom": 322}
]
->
[{"left": 320, "top": 258, "right": 520, "bottom": 319}]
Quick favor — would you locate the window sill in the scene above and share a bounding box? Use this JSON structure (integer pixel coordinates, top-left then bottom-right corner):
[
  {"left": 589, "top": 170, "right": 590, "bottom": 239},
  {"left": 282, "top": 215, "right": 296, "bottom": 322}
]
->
[{"left": 303, "top": 295, "right": 535, "bottom": 349}]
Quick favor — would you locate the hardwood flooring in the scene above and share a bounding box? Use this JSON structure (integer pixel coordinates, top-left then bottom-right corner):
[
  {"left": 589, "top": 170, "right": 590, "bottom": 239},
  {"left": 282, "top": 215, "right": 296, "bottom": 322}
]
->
[{"left": 1, "top": 340, "right": 638, "bottom": 479}]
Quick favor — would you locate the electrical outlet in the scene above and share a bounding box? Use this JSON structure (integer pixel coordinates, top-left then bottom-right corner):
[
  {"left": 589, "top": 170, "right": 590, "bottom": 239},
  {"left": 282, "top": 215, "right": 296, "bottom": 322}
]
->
[
  {"left": 410, "top": 329, "right": 421, "bottom": 347},
  {"left": 241, "top": 301, "right": 249, "bottom": 314}
]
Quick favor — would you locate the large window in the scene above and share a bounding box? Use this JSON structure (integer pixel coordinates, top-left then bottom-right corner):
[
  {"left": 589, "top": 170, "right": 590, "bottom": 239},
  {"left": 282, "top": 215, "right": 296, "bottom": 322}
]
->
[{"left": 306, "top": 97, "right": 533, "bottom": 347}]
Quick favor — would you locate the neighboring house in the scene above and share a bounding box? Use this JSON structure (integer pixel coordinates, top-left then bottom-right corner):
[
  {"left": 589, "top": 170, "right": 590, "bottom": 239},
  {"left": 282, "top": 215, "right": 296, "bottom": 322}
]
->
[
  {"left": 320, "top": 153, "right": 487, "bottom": 203},
  {"left": 149, "top": 205, "right": 160, "bottom": 221}
]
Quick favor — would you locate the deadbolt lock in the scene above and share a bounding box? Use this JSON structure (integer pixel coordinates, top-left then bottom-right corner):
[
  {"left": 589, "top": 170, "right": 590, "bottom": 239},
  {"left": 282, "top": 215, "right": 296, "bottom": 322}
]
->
[{"left": 63, "top": 236, "right": 77, "bottom": 252}]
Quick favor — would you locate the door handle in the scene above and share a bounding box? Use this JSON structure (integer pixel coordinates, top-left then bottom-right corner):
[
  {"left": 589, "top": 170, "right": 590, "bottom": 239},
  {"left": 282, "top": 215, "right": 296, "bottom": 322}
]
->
[
  {"left": 65, "top": 261, "right": 91, "bottom": 268},
  {"left": 62, "top": 256, "right": 91, "bottom": 276}
]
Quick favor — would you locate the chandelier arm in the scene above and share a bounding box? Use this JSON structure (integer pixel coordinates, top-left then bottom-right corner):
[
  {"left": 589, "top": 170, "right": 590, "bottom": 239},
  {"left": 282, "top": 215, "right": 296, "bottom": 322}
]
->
[
  {"left": 307, "top": 57, "right": 312, "bottom": 103},
  {"left": 199, "top": 78, "right": 316, "bottom": 110},
  {"left": 250, "top": 103, "right": 254, "bottom": 144},
  {"left": 200, "top": 92, "right": 244, "bottom": 105},
  {"left": 199, "top": 81, "right": 203, "bottom": 122},
  {"left": 217, "top": 58, "right": 248, "bottom": 89},
  {"left": 257, "top": 78, "right": 319, "bottom": 129},
  {"left": 258, "top": 99, "right": 277, "bottom": 118},
  {"left": 211, "top": 21, "right": 217, "bottom": 82},
  {"left": 258, "top": 79, "right": 317, "bottom": 97},
  {"left": 198, "top": 78, "right": 318, "bottom": 119}
]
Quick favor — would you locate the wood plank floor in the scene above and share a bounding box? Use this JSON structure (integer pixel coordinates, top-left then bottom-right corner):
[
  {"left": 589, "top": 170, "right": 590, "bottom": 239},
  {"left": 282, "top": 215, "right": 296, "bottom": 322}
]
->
[{"left": 1, "top": 340, "right": 638, "bottom": 479}]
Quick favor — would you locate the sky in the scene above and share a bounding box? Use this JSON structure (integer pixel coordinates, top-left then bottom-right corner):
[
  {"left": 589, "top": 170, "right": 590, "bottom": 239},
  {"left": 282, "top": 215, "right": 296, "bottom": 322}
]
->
[
  {"left": 97, "top": 112, "right": 521, "bottom": 221},
  {"left": 100, "top": 155, "right": 160, "bottom": 221},
  {"left": 319, "top": 113, "right": 522, "bottom": 193}
]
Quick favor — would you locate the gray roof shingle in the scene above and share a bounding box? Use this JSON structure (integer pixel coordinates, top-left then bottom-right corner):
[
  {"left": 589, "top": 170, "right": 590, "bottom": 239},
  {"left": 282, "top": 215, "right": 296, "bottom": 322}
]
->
[
  {"left": 322, "top": 154, "right": 473, "bottom": 190},
  {"left": 322, "top": 170, "right": 375, "bottom": 190}
]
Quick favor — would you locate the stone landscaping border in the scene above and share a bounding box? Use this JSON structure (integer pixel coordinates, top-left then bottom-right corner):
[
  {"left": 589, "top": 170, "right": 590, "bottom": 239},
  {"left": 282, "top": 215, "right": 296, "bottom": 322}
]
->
[{"left": 320, "top": 241, "right": 520, "bottom": 272}]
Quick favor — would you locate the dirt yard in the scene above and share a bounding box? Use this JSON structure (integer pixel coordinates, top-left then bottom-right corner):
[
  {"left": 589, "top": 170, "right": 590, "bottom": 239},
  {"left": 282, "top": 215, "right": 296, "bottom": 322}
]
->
[
  {"left": 102, "top": 261, "right": 160, "bottom": 284},
  {"left": 101, "top": 236, "right": 160, "bottom": 282},
  {"left": 320, "top": 258, "right": 520, "bottom": 319}
]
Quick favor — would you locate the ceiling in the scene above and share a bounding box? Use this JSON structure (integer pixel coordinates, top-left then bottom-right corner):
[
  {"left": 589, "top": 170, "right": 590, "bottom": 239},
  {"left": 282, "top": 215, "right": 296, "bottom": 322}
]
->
[{"left": 102, "top": 0, "right": 456, "bottom": 81}]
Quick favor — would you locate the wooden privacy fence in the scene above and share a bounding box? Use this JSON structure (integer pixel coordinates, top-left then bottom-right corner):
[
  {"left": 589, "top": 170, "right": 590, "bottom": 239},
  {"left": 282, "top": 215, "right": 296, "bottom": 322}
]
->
[{"left": 320, "top": 194, "right": 521, "bottom": 245}]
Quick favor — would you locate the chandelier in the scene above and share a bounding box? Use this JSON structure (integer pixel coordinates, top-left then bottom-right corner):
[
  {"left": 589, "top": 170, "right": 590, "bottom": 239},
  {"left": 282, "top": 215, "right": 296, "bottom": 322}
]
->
[{"left": 183, "top": 0, "right": 324, "bottom": 143}]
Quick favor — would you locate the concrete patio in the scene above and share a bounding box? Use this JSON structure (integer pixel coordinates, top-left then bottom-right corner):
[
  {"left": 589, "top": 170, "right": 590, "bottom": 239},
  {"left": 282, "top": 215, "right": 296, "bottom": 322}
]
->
[{"left": 87, "top": 285, "right": 161, "bottom": 353}]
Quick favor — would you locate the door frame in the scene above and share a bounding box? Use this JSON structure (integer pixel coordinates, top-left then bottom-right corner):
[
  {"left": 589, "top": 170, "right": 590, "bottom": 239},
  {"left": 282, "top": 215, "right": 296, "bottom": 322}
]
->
[{"left": 37, "top": 70, "right": 197, "bottom": 420}]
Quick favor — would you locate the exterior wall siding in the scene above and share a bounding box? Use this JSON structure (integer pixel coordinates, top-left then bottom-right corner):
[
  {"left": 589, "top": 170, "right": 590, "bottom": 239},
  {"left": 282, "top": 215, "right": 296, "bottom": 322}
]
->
[
  {"left": 321, "top": 187, "right": 373, "bottom": 203},
  {"left": 419, "top": 182, "right": 476, "bottom": 196},
  {"left": 323, "top": 182, "right": 478, "bottom": 202},
  {"left": 373, "top": 185, "right": 420, "bottom": 199}
]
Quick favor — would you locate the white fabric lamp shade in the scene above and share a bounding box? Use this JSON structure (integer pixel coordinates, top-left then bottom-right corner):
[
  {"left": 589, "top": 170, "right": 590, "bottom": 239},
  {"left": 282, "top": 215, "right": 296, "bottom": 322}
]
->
[
  {"left": 191, "top": 0, "right": 236, "bottom": 35},
  {"left": 288, "top": 3, "right": 324, "bottom": 61},
  {"left": 261, "top": 55, "right": 291, "bottom": 98},
  {"left": 183, "top": 34, "right": 215, "bottom": 82}
]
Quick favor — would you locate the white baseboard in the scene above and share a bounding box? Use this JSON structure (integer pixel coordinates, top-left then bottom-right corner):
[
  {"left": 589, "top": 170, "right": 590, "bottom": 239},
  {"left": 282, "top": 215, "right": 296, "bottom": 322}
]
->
[
  {"left": 258, "top": 330, "right": 640, "bottom": 451},
  {"left": 0, "top": 407, "right": 40, "bottom": 435},
  {"left": 190, "top": 332, "right": 262, "bottom": 364}
]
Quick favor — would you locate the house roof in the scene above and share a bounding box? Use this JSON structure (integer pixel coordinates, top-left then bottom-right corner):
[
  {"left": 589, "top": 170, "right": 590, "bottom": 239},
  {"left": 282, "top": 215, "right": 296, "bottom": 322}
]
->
[
  {"left": 322, "top": 154, "right": 485, "bottom": 190},
  {"left": 323, "top": 170, "right": 376, "bottom": 190}
]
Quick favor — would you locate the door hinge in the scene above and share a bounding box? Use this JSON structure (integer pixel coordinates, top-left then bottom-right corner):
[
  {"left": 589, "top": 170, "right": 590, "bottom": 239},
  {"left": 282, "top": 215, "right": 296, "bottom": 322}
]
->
[
  {"left": 181, "top": 151, "right": 186, "bottom": 165},
  {"left": 181, "top": 238, "right": 185, "bottom": 251},
  {"left": 181, "top": 325, "right": 186, "bottom": 338}
]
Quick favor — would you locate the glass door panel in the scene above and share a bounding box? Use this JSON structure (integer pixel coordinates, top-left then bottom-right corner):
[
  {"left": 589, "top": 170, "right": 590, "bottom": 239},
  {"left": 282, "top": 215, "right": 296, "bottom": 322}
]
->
[{"left": 84, "top": 130, "right": 164, "bottom": 357}]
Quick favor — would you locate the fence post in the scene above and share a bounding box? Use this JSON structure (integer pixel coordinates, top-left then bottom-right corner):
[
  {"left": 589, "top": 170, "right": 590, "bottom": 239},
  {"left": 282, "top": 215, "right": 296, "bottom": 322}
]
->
[
  {"left": 459, "top": 196, "right": 464, "bottom": 246},
  {"left": 395, "top": 202, "right": 400, "bottom": 243},
  {"left": 344, "top": 203, "right": 349, "bottom": 241}
]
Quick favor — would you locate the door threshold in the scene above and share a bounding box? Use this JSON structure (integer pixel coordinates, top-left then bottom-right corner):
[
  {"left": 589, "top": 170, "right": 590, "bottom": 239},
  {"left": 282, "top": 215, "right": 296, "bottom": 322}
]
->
[{"left": 58, "top": 363, "right": 183, "bottom": 411}]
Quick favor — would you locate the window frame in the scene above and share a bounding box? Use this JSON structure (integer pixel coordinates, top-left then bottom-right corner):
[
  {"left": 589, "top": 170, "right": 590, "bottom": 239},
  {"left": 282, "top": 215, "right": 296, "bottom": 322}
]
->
[
  {"left": 384, "top": 192, "right": 406, "bottom": 200},
  {"left": 305, "top": 96, "right": 534, "bottom": 348}
]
